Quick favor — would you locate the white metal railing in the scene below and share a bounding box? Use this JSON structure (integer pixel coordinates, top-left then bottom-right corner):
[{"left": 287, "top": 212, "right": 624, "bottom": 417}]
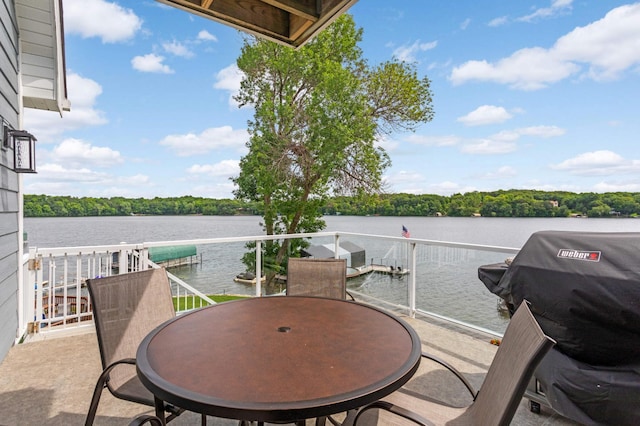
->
[
  {"left": 21, "top": 243, "right": 215, "bottom": 336},
  {"left": 20, "top": 232, "right": 519, "bottom": 341}
]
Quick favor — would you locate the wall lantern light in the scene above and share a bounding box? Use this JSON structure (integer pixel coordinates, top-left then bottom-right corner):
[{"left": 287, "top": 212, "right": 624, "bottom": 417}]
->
[{"left": 3, "top": 126, "right": 37, "bottom": 173}]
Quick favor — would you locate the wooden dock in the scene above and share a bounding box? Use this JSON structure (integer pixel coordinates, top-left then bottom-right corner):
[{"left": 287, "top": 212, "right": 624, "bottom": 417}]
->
[{"left": 347, "top": 264, "right": 410, "bottom": 278}]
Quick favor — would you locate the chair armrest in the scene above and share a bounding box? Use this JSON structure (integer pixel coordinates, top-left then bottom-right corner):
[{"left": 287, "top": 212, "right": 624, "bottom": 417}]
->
[
  {"left": 354, "top": 401, "right": 435, "bottom": 426},
  {"left": 97, "top": 358, "right": 137, "bottom": 384},
  {"left": 421, "top": 352, "right": 477, "bottom": 399}
]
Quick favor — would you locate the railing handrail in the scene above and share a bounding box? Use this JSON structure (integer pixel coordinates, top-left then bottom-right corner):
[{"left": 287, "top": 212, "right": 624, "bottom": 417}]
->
[
  {"left": 21, "top": 231, "right": 520, "bottom": 342},
  {"left": 29, "top": 231, "right": 520, "bottom": 256},
  {"left": 147, "top": 259, "right": 216, "bottom": 306}
]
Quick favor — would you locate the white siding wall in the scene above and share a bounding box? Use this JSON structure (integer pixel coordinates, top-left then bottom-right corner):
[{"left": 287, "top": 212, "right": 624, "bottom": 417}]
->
[{"left": 0, "top": 0, "right": 22, "bottom": 362}]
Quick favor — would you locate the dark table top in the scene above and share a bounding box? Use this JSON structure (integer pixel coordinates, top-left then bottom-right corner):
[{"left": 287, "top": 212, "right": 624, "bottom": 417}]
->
[{"left": 136, "top": 296, "right": 421, "bottom": 422}]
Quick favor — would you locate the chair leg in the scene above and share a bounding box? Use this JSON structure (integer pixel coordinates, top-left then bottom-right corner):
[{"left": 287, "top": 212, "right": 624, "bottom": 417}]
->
[
  {"left": 84, "top": 377, "right": 108, "bottom": 425},
  {"left": 337, "top": 409, "right": 358, "bottom": 426}
]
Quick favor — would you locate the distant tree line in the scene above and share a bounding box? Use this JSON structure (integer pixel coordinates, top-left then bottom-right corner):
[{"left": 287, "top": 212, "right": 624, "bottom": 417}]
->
[
  {"left": 23, "top": 190, "right": 640, "bottom": 218},
  {"left": 23, "top": 195, "right": 261, "bottom": 217}
]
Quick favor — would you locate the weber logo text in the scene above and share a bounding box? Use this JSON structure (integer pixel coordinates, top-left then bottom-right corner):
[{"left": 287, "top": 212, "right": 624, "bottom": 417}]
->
[{"left": 557, "top": 249, "right": 601, "bottom": 262}]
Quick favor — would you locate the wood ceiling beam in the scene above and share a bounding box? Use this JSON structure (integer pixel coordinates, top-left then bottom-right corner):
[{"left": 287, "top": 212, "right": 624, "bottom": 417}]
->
[
  {"left": 164, "top": 0, "right": 290, "bottom": 39},
  {"left": 157, "top": 0, "right": 359, "bottom": 48},
  {"left": 261, "top": 0, "right": 318, "bottom": 21}
]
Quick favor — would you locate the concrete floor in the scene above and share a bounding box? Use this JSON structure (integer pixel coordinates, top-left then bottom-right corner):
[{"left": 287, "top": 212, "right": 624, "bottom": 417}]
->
[{"left": 0, "top": 310, "right": 581, "bottom": 426}]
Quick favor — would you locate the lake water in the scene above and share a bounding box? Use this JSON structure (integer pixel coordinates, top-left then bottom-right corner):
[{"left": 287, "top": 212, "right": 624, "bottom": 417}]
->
[
  {"left": 24, "top": 215, "right": 640, "bottom": 332},
  {"left": 24, "top": 215, "right": 640, "bottom": 248}
]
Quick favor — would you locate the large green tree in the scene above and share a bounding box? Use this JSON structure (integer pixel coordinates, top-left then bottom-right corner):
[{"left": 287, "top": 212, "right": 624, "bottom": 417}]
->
[{"left": 232, "top": 14, "right": 434, "bottom": 274}]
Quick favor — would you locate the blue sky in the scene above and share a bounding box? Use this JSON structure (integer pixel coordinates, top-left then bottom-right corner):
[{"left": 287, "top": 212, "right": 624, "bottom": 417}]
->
[{"left": 23, "top": 0, "right": 640, "bottom": 199}]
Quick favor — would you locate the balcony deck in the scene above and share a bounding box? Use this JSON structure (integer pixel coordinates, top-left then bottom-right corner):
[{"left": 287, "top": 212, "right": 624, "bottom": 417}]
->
[{"left": 0, "top": 305, "right": 579, "bottom": 426}]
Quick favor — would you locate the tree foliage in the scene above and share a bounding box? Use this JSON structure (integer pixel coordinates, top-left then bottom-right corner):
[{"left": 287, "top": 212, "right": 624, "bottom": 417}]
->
[
  {"left": 232, "top": 14, "right": 434, "bottom": 271},
  {"left": 23, "top": 190, "right": 640, "bottom": 218},
  {"left": 23, "top": 195, "right": 260, "bottom": 217}
]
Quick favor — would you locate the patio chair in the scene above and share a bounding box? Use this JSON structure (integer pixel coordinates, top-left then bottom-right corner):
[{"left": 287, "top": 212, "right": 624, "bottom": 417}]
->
[
  {"left": 286, "top": 257, "right": 352, "bottom": 426},
  {"left": 286, "top": 257, "right": 353, "bottom": 300},
  {"left": 84, "top": 268, "right": 184, "bottom": 425},
  {"left": 353, "top": 301, "right": 555, "bottom": 426}
]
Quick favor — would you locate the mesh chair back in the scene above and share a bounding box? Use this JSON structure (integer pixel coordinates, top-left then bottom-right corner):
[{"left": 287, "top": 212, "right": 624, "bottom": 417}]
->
[
  {"left": 286, "top": 258, "right": 347, "bottom": 299},
  {"left": 468, "top": 301, "right": 555, "bottom": 425},
  {"left": 87, "top": 268, "right": 175, "bottom": 391}
]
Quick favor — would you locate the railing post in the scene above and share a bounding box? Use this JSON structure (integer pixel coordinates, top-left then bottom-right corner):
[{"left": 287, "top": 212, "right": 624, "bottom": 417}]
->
[
  {"left": 255, "top": 240, "right": 262, "bottom": 297},
  {"left": 118, "top": 244, "right": 128, "bottom": 274},
  {"left": 334, "top": 234, "right": 340, "bottom": 259},
  {"left": 409, "top": 242, "right": 417, "bottom": 318},
  {"left": 140, "top": 248, "right": 150, "bottom": 270},
  {"left": 21, "top": 248, "right": 39, "bottom": 337},
  {"left": 34, "top": 253, "right": 44, "bottom": 331}
]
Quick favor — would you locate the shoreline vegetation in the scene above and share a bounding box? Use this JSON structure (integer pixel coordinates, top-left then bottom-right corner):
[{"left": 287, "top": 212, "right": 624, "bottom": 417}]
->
[
  {"left": 24, "top": 190, "right": 640, "bottom": 219},
  {"left": 24, "top": 190, "right": 640, "bottom": 217}
]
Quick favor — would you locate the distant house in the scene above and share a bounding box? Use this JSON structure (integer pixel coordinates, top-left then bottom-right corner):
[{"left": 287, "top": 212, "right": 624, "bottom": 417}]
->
[
  {"left": 0, "top": 0, "right": 69, "bottom": 363},
  {"left": 550, "top": 200, "right": 559, "bottom": 208}
]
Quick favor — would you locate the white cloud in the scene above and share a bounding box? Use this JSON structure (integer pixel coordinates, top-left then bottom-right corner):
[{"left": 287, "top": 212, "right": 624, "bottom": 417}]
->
[
  {"left": 197, "top": 30, "right": 218, "bottom": 42},
  {"left": 131, "top": 54, "right": 174, "bottom": 74},
  {"left": 64, "top": 0, "right": 142, "bottom": 43},
  {"left": 553, "top": 4, "right": 640, "bottom": 80},
  {"left": 488, "top": 125, "right": 565, "bottom": 142},
  {"left": 517, "top": 0, "right": 573, "bottom": 23},
  {"left": 450, "top": 47, "right": 579, "bottom": 90},
  {"left": 593, "top": 181, "right": 640, "bottom": 192},
  {"left": 551, "top": 150, "right": 640, "bottom": 175},
  {"left": 405, "top": 134, "right": 460, "bottom": 146},
  {"left": 461, "top": 139, "right": 517, "bottom": 155},
  {"left": 214, "top": 64, "right": 243, "bottom": 91},
  {"left": 450, "top": 4, "right": 640, "bottom": 89},
  {"left": 162, "top": 40, "right": 194, "bottom": 58},
  {"left": 393, "top": 40, "right": 438, "bottom": 63},
  {"left": 51, "top": 139, "right": 123, "bottom": 168},
  {"left": 187, "top": 182, "right": 237, "bottom": 199},
  {"left": 187, "top": 160, "right": 240, "bottom": 176},
  {"left": 24, "top": 165, "right": 152, "bottom": 197},
  {"left": 426, "top": 181, "right": 478, "bottom": 196},
  {"left": 460, "top": 18, "right": 471, "bottom": 30},
  {"left": 23, "top": 73, "right": 108, "bottom": 141},
  {"left": 490, "top": 130, "right": 521, "bottom": 142},
  {"left": 375, "top": 135, "right": 399, "bottom": 152},
  {"left": 457, "top": 105, "right": 513, "bottom": 126},
  {"left": 383, "top": 170, "right": 449, "bottom": 195},
  {"left": 159, "top": 126, "right": 248, "bottom": 156},
  {"left": 478, "top": 166, "right": 517, "bottom": 179},
  {"left": 407, "top": 124, "right": 564, "bottom": 156},
  {"left": 33, "top": 163, "right": 108, "bottom": 182},
  {"left": 213, "top": 64, "right": 245, "bottom": 107},
  {"left": 488, "top": 16, "right": 509, "bottom": 27},
  {"left": 516, "top": 125, "right": 566, "bottom": 138},
  {"left": 385, "top": 170, "right": 424, "bottom": 185},
  {"left": 488, "top": 0, "right": 572, "bottom": 27}
]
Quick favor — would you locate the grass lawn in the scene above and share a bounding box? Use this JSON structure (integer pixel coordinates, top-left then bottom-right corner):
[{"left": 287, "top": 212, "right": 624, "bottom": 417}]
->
[{"left": 173, "top": 294, "right": 251, "bottom": 311}]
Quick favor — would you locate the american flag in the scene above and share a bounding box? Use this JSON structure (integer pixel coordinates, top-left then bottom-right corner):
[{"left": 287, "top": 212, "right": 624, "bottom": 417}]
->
[{"left": 402, "top": 225, "right": 410, "bottom": 238}]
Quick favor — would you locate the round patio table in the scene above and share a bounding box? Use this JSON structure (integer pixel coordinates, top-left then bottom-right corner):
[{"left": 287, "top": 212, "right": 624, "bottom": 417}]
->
[{"left": 136, "top": 296, "right": 421, "bottom": 423}]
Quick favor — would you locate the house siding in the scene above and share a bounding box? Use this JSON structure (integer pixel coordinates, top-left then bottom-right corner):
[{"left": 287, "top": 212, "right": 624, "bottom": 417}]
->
[{"left": 0, "top": 0, "right": 22, "bottom": 362}]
